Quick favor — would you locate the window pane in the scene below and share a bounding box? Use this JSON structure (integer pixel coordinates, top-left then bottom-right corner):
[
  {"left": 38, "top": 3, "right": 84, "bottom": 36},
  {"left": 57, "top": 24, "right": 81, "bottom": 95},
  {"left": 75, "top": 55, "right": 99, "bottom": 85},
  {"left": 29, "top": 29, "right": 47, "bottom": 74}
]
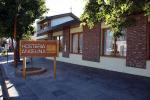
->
[
  {"left": 53, "top": 36, "right": 57, "bottom": 40},
  {"left": 53, "top": 36, "right": 63, "bottom": 52},
  {"left": 104, "top": 29, "right": 126, "bottom": 56},
  {"left": 57, "top": 37, "right": 59, "bottom": 40},
  {"left": 60, "top": 36, "right": 63, "bottom": 52},
  {"left": 116, "top": 31, "right": 126, "bottom": 56},
  {"left": 104, "top": 29, "right": 113, "bottom": 55},
  {"left": 72, "top": 34, "right": 78, "bottom": 53},
  {"left": 79, "top": 34, "right": 83, "bottom": 53}
]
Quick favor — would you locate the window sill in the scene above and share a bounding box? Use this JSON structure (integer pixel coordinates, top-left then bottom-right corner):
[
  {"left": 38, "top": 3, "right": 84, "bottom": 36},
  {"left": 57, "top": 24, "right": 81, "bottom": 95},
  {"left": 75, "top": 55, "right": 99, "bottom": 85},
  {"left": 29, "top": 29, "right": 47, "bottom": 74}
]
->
[
  {"left": 101, "top": 55, "right": 126, "bottom": 59},
  {"left": 70, "top": 52, "right": 82, "bottom": 55}
]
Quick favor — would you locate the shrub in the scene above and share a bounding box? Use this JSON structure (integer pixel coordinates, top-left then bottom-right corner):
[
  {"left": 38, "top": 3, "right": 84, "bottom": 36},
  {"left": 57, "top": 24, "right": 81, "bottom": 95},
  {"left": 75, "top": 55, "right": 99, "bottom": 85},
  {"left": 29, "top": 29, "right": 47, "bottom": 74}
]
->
[{"left": 1, "top": 50, "right": 7, "bottom": 56}]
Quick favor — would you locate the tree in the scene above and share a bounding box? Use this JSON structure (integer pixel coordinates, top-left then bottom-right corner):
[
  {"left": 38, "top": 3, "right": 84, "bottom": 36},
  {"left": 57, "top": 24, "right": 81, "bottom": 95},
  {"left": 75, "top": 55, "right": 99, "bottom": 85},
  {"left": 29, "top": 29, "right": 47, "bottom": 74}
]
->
[
  {"left": 22, "top": 26, "right": 34, "bottom": 40},
  {"left": 0, "top": 0, "right": 47, "bottom": 67},
  {"left": 81, "top": 0, "right": 150, "bottom": 56},
  {"left": 15, "top": 0, "right": 47, "bottom": 65}
]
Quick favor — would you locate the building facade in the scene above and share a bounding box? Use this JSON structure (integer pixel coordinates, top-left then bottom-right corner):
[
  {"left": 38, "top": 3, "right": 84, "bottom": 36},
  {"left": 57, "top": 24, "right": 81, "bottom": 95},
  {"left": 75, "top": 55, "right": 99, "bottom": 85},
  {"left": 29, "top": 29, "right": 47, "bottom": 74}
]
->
[{"left": 35, "top": 13, "right": 150, "bottom": 77}]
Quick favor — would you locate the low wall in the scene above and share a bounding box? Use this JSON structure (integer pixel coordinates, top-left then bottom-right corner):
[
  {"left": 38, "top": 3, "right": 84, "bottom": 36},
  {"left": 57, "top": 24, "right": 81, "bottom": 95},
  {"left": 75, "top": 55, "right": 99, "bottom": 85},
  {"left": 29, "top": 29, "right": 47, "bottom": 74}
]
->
[{"left": 47, "top": 53, "right": 150, "bottom": 77}]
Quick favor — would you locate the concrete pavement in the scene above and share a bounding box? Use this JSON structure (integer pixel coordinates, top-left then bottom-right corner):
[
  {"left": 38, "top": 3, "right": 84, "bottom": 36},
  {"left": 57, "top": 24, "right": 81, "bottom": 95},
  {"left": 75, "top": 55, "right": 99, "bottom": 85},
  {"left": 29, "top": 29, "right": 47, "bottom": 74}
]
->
[{"left": 0, "top": 55, "right": 150, "bottom": 100}]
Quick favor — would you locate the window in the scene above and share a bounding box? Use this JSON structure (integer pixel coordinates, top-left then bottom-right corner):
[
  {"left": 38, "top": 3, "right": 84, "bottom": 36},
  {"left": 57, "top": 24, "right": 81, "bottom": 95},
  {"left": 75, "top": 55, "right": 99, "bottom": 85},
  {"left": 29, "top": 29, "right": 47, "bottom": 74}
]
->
[
  {"left": 40, "top": 25, "right": 43, "bottom": 30},
  {"left": 116, "top": 31, "right": 126, "bottom": 56},
  {"left": 103, "top": 29, "right": 126, "bottom": 57},
  {"left": 71, "top": 33, "right": 83, "bottom": 54},
  {"left": 53, "top": 36, "right": 63, "bottom": 52},
  {"left": 104, "top": 29, "right": 113, "bottom": 55},
  {"left": 79, "top": 33, "right": 83, "bottom": 53}
]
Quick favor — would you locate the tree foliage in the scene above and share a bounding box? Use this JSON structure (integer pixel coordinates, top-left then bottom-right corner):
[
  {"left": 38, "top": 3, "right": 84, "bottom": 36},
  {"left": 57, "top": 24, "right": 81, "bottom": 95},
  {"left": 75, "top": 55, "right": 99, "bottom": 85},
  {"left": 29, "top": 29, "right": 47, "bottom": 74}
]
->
[
  {"left": 81, "top": 0, "right": 150, "bottom": 38},
  {"left": 22, "top": 26, "right": 34, "bottom": 40},
  {"left": 0, "top": 0, "right": 47, "bottom": 63},
  {"left": 0, "top": 0, "right": 47, "bottom": 39}
]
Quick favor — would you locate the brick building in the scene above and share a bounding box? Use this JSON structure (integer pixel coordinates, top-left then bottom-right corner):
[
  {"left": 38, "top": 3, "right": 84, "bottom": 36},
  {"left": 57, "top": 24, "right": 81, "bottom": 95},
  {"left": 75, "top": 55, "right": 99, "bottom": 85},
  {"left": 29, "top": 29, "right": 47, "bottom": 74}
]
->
[{"left": 35, "top": 13, "right": 150, "bottom": 77}]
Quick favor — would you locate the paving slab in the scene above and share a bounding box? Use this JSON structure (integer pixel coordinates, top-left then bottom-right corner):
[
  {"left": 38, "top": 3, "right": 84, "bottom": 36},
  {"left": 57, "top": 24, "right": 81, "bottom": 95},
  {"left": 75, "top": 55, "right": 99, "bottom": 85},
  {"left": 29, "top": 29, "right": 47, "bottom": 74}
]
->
[{"left": 0, "top": 55, "right": 150, "bottom": 100}]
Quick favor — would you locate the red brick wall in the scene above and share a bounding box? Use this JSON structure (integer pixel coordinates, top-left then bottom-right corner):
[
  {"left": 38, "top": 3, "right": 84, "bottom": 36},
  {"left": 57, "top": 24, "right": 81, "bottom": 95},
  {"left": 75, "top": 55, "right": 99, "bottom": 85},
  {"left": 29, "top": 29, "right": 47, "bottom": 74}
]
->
[
  {"left": 126, "top": 14, "right": 148, "bottom": 68},
  {"left": 62, "top": 27, "right": 70, "bottom": 58},
  {"left": 147, "top": 21, "right": 150, "bottom": 59},
  {"left": 82, "top": 24, "right": 101, "bottom": 62}
]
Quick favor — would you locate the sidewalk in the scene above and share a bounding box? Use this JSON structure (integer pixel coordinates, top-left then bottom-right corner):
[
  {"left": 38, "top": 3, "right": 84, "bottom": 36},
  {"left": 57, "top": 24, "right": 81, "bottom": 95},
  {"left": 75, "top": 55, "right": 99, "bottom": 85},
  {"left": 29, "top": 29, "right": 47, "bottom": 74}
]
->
[{"left": 1, "top": 56, "right": 150, "bottom": 100}]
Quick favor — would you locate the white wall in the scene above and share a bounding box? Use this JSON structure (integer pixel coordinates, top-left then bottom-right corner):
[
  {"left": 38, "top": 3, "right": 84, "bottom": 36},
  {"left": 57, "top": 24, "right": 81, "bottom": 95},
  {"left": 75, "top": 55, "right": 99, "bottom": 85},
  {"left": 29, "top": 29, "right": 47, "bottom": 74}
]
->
[
  {"left": 51, "top": 16, "right": 73, "bottom": 27},
  {"left": 36, "top": 34, "right": 48, "bottom": 40},
  {"left": 70, "top": 26, "right": 83, "bottom": 33},
  {"left": 47, "top": 53, "right": 150, "bottom": 77},
  {"left": 34, "top": 19, "right": 41, "bottom": 33},
  {"left": 36, "top": 24, "right": 41, "bottom": 32},
  {"left": 53, "top": 31, "right": 63, "bottom": 36}
]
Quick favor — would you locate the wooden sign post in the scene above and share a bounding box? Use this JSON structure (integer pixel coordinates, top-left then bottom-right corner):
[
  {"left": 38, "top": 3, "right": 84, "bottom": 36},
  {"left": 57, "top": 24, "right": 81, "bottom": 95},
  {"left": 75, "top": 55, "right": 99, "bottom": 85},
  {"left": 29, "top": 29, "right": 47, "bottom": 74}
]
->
[
  {"left": 54, "top": 56, "right": 56, "bottom": 79},
  {"left": 20, "top": 40, "right": 58, "bottom": 79}
]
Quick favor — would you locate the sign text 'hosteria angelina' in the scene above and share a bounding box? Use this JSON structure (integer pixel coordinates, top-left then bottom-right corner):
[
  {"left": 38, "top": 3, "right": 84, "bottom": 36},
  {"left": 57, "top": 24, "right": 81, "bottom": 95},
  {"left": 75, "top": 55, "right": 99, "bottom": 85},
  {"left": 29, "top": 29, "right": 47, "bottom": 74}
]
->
[{"left": 20, "top": 40, "right": 58, "bottom": 57}]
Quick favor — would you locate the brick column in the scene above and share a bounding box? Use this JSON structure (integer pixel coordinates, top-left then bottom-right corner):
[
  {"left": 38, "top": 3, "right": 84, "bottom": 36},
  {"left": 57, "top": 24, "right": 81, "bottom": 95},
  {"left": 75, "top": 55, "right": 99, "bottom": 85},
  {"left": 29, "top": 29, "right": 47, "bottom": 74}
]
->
[
  {"left": 62, "top": 27, "right": 70, "bottom": 58},
  {"left": 147, "top": 21, "right": 150, "bottom": 59},
  {"left": 82, "top": 24, "right": 101, "bottom": 62},
  {"left": 126, "top": 14, "right": 148, "bottom": 68}
]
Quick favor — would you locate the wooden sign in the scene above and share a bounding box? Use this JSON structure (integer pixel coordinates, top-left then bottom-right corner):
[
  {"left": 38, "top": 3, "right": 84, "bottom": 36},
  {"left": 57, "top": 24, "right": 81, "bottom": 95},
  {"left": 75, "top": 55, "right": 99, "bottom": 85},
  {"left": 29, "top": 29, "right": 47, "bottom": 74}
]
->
[
  {"left": 20, "top": 40, "right": 58, "bottom": 57},
  {"left": 20, "top": 40, "right": 58, "bottom": 80}
]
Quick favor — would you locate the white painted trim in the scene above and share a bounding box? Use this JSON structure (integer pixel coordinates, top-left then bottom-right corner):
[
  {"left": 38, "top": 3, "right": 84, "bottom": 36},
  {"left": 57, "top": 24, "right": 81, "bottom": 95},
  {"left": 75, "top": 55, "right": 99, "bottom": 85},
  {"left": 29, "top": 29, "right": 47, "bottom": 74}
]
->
[
  {"left": 47, "top": 53, "right": 150, "bottom": 77},
  {"left": 36, "top": 35, "right": 48, "bottom": 40}
]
